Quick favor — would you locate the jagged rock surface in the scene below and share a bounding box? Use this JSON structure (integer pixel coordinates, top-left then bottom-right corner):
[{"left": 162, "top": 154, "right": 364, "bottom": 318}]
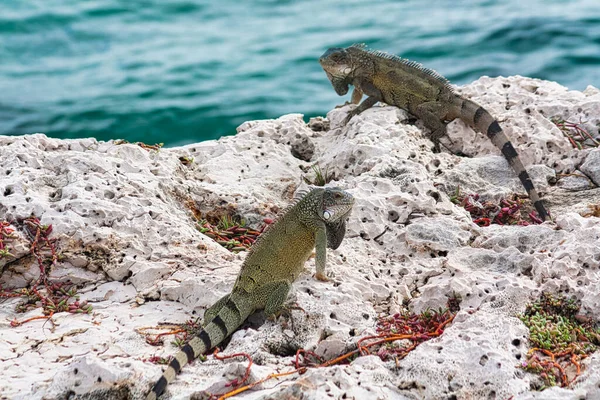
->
[{"left": 1, "top": 76, "right": 600, "bottom": 400}]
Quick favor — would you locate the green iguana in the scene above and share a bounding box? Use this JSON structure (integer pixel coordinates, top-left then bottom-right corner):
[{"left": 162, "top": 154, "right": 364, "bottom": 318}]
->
[
  {"left": 319, "top": 44, "right": 548, "bottom": 221},
  {"left": 146, "top": 187, "right": 354, "bottom": 400}
]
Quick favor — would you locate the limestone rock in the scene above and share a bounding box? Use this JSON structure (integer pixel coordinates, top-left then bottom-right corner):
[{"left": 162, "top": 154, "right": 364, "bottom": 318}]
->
[
  {"left": 1, "top": 76, "right": 600, "bottom": 400},
  {"left": 556, "top": 174, "right": 594, "bottom": 191},
  {"left": 580, "top": 149, "right": 600, "bottom": 186}
]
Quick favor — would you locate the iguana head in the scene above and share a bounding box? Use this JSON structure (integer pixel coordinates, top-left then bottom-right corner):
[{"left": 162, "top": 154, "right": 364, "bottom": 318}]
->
[
  {"left": 319, "top": 47, "right": 353, "bottom": 96},
  {"left": 320, "top": 187, "right": 354, "bottom": 250},
  {"left": 320, "top": 187, "right": 354, "bottom": 224},
  {"left": 296, "top": 187, "right": 354, "bottom": 248}
]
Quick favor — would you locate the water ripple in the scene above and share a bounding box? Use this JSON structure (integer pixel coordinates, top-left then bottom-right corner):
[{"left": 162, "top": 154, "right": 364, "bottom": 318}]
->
[{"left": 0, "top": 0, "right": 598, "bottom": 145}]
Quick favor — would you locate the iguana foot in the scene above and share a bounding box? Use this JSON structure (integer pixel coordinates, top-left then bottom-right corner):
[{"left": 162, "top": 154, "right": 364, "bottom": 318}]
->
[
  {"left": 314, "top": 272, "right": 332, "bottom": 282},
  {"left": 342, "top": 112, "right": 356, "bottom": 126},
  {"left": 334, "top": 101, "right": 353, "bottom": 109},
  {"left": 267, "top": 302, "right": 306, "bottom": 322}
]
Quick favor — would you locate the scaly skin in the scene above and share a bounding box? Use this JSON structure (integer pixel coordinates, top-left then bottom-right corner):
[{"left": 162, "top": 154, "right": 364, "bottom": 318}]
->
[
  {"left": 146, "top": 187, "right": 354, "bottom": 400},
  {"left": 319, "top": 44, "right": 548, "bottom": 221}
]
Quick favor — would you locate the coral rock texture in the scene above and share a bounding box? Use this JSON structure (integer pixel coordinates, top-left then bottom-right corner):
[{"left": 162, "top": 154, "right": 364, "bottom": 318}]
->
[{"left": 1, "top": 76, "right": 600, "bottom": 400}]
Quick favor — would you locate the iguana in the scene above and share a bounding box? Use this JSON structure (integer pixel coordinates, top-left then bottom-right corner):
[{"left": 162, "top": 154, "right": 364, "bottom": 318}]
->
[
  {"left": 146, "top": 187, "right": 354, "bottom": 400},
  {"left": 319, "top": 44, "right": 548, "bottom": 221}
]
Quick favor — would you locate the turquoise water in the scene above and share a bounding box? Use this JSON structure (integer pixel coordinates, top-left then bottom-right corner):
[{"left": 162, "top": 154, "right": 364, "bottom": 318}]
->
[{"left": 1, "top": 0, "right": 599, "bottom": 147}]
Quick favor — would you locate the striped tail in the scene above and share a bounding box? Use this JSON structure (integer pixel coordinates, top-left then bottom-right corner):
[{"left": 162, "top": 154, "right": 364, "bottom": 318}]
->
[
  {"left": 457, "top": 98, "right": 548, "bottom": 221},
  {"left": 146, "top": 296, "right": 248, "bottom": 400}
]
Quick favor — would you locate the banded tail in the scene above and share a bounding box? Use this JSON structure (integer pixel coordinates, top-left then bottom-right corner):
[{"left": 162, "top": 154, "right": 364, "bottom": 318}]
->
[
  {"left": 456, "top": 98, "right": 548, "bottom": 221},
  {"left": 146, "top": 296, "right": 250, "bottom": 400}
]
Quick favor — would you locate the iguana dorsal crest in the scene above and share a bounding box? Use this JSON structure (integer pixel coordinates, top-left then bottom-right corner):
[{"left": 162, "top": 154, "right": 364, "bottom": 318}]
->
[{"left": 350, "top": 43, "right": 454, "bottom": 91}]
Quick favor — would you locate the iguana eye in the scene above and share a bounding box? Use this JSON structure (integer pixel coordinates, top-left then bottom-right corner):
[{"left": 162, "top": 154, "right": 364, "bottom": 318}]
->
[{"left": 323, "top": 210, "right": 332, "bottom": 220}]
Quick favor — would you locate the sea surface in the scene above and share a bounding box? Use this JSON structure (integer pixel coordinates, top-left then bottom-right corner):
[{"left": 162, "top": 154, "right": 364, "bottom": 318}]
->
[{"left": 1, "top": 0, "right": 599, "bottom": 147}]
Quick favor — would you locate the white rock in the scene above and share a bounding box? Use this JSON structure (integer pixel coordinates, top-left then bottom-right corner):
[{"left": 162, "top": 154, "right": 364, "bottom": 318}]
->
[
  {"left": 580, "top": 149, "right": 600, "bottom": 186},
  {"left": 556, "top": 174, "right": 594, "bottom": 191},
  {"left": 1, "top": 76, "right": 600, "bottom": 400},
  {"left": 406, "top": 216, "right": 473, "bottom": 252}
]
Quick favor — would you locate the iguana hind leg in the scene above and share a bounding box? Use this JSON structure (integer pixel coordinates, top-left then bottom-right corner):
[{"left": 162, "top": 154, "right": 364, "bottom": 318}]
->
[
  {"left": 203, "top": 294, "right": 229, "bottom": 325},
  {"left": 258, "top": 281, "right": 292, "bottom": 317},
  {"left": 260, "top": 281, "right": 303, "bottom": 330},
  {"left": 414, "top": 101, "right": 450, "bottom": 152}
]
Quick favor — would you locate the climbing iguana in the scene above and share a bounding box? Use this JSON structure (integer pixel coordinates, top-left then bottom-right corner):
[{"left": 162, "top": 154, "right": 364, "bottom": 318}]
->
[
  {"left": 319, "top": 44, "right": 548, "bottom": 221},
  {"left": 146, "top": 187, "right": 355, "bottom": 399}
]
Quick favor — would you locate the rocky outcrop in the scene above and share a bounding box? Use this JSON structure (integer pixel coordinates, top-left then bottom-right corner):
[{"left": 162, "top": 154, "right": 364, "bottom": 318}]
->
[{"left": 1, "top": 76, "right": 599, "bottom": 400}]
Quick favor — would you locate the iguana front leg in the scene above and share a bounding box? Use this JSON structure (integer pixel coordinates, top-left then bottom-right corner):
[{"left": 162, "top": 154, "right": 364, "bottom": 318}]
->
[
  {"left": 351, "top": 87, "right": 363, "bottom": 104},
  {"left": 314, "top": 227, "right": 329, "bottom": 281},
  {"left": 336, "top": 88, "right": 365, "bottom": 110},
  {"left": 343, "top": 80, "right": 383, "bottom": 125},
  {"left": 343, "top": 96, "right": 378, "bottom": 125}
]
